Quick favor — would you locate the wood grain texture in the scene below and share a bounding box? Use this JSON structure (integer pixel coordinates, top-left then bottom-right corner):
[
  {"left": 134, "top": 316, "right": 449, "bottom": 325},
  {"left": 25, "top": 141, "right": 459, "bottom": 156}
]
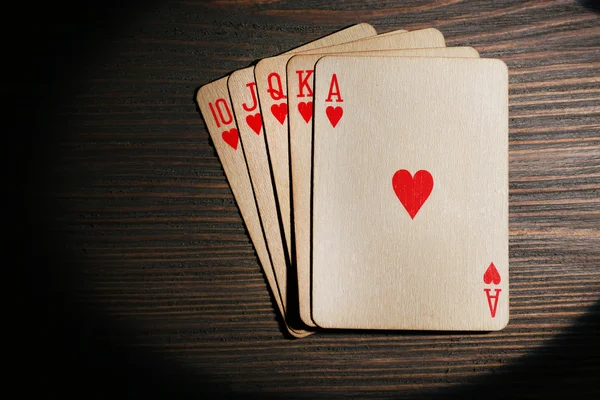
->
[{"left": 30, "top": 0, "right": 599, "bottom": 398}]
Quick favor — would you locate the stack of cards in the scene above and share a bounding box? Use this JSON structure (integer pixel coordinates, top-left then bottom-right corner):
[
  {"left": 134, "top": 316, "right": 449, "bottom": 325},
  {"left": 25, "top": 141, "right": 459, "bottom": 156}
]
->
[{"left": 197, "top": 24, "right": 509, "bottom": 338}]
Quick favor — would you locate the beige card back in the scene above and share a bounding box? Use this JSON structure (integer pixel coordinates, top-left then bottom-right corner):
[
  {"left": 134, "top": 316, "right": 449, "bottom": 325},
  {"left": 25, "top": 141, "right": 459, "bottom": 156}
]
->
[
  {"left": 255, "top": 28, "right": 445, "bottom": 263},
  {"left": 196, "top": 78, "right": 311, "bottom": 338},
  {"left": 287, "top": 47, "right": 481, "bottom": 327},
  {"left": 224, "top": 24, "right": 377, "bottom": 327},
  {"left": 312, "top": 57, "right": 509, "bottom": 331}
]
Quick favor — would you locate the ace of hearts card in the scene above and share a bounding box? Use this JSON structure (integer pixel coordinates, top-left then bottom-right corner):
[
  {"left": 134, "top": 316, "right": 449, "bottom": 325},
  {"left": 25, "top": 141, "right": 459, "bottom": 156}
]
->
[{"left": 311, "top": 56, "right": 509, "bottom": 331}]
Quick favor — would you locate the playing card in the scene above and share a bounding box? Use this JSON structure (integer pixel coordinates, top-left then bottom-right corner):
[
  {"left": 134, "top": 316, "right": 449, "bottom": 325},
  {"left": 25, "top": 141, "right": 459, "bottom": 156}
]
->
[
  {"left": 196, "top": 78, "right": 311, "bottom": 338},
  {"left": 287, "top": 47, "right": 481, "bottom": 327},
  {"left": 311, "top": 57, "right": 509, "bottom": 330},
  {"left": 254, "top": 28, "right": 445, "bottom": 262},
  {"left": 226, "top": 24, "right": 377, "bottom": 327}
]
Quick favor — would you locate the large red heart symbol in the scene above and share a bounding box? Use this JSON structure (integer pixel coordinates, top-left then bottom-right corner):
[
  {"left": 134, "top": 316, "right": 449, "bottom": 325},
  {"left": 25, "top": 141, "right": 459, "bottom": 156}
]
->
[
  {"left": 271, "top": 103, "right": 288, "bottom": 125},
  {"left": 298, "top": 101, "right": 313, "bottom": 123},
  {"left": 221, "top": 128, "right": 239, "bottom": 150},
  {"left": 483, "top": 262, "right": 501, "bottom": 285},
  {"left": 245, "top": 113, "right": 262, "bottom": 135},
  {"left": 392, "top": 169, "right": 434, "bottom": 219},
  {"left": 326, "top": 106, "right": 343, "bottom": 128}
]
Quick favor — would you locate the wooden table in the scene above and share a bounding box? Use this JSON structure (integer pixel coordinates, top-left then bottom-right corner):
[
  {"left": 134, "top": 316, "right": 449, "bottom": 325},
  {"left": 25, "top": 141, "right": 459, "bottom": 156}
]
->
[{"left": 29, "top": 0, "right": 599, "bottom": 398}]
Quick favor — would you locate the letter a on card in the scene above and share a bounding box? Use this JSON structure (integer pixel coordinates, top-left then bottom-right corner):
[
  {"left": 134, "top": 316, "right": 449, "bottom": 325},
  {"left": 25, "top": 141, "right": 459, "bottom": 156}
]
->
[{"left": 325, "top": 73, "right": 344, "bottom": 127}]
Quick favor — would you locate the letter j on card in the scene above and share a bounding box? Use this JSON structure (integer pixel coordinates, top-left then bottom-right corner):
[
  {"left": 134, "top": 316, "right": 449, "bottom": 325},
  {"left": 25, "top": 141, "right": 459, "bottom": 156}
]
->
[{"left": 311, "top": 56, "right": 509, "bottom": 331}]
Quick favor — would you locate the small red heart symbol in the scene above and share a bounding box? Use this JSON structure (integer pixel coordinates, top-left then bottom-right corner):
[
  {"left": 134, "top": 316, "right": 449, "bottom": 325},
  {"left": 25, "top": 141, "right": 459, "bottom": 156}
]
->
[
  {"left": 392, "top": 170, "right": 434, "bottom": 219},
  {"left": 245, "top": 113, "right": 262, "bottom": 135},
  {"left": 271, "top": 103, "right": 287, "bottom": 125},
  {"left": 221, "top": 128, "right": 239, "bottom": 150},
  {"left": 326, "top": 106, "right": 343, "bottom": 128},
  {"left": 298, "top": 101, "right": 313, "bottom": 123},
  {"left": 483, "top": 262, "right": 501, "bottom": 285}
]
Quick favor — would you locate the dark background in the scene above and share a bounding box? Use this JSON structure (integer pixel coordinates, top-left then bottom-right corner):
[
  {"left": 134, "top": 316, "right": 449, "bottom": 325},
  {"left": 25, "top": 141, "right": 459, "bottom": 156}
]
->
[{"left": 21, "top": 0, "right": 599, "bottom": 398}]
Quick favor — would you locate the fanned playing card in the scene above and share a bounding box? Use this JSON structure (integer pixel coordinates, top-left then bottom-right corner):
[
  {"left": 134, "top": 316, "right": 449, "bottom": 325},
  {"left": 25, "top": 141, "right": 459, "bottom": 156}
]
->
[
  {"left": 311, "top": 57, "right": 509, "bottom": 330},
  {"left": 196, "top": 78, "right": 311, "bottom": 337},
  {"left": 224, "top": 23, "right": 377, "bottom": 332},
  {"left": 254, "top": 28, "right": 445, "bottom": 261},
  {"left": 236, "top": 27, "right": 443, "bottom": 322},
  {"left": 287, "top": 47, "right": 481, "bottom": 327},
  {"left": 227, "top": 23, "right": 376, "bottom": 332},
  {"left": 197, "top": 24, "right": 381, "bottom": 337}
]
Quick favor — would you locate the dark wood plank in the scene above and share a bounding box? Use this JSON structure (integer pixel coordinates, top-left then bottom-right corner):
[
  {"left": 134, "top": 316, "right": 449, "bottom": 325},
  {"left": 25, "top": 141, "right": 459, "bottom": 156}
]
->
[{"left": 27, "top": 0, "right": 599, "bottom": 398}]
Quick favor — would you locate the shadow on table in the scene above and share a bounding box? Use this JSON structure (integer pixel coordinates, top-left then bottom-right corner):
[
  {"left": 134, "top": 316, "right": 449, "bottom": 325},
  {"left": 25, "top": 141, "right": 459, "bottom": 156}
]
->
[
  {"left": 427, "top": 301, "right": 600, "bottom": 399},
  {"left": 31, "top": 263, "right": 599, "bottom": 399},
  {"left": 577, "top": 0, "right": 600, "bottom": 12}
]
